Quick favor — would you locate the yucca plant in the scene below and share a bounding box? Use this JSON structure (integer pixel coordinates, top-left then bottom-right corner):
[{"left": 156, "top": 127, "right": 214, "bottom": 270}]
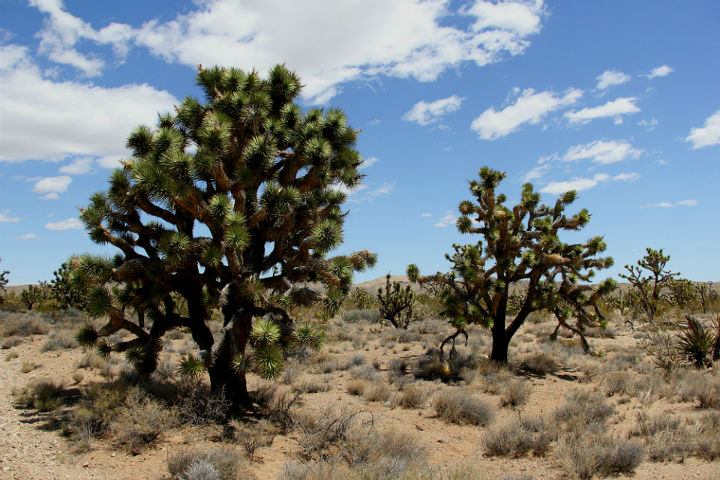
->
[
  {"left": 377, "top": 273, "right": 415, "bottom": 329},
  {"left": 678, "top": 316, "right": 715, "bottom": 368}
]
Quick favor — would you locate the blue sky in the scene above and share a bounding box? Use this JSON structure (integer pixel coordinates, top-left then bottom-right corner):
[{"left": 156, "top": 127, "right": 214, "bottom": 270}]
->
[{"left": 1, "top": 0, "right": 719, "bottom": 285}]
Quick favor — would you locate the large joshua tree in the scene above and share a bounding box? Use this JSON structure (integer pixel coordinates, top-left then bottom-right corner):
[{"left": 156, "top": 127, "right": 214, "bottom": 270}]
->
[
  {"left": 75, "top": 65, "right": 375, "bottom": 406},
  {"left": 413, "top": 167, "right": 615, "bottom": 364}
]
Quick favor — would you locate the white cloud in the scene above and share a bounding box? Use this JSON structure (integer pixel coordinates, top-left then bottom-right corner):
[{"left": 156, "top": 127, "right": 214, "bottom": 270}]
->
[
  {"left": 59, "top": 156, "right": 94, "bottom": 174},
  {"left": 0, "top": 45, "right": 177, "bottom": 163},
  {"left": 565, "top": 97, "right": 640, "bottom": 124},
  {"left": 686, "top": 110, "right": 720, "bottom": 149},
  {"left": 335, "top": 181, "right": 395, "bottom": 203},
  {"left": 471, "top": 87, "right": 582, "bottom": 140},
  {"left": 40, "top": 193, "right": 60, "bottom": 200},
  {"left": 420, "top": 213, "right": 432, "bottom": 217},
  {"left": 678, "top": 199, "right": 698, "bottom": 207},
  {"left": 403, "top": 95, "right": 464, "bottom": 125},
  {"left": 32, "top": 175, "right": 72, "bottom": 195},
  {"left": 130, "top": 0, "right": 547, "bottom": 103},
  {"left": 613, "top": 172, "right": 640, "bottom": 182},
  {"left": 647, "top": 65, "right": 673, "bottom": 79},
  {"left": 596, "top": 70, "right": 631, "bottom": 90},
  {"left": 641, "top": 202, "right": 672, "bottom": 209},
  {"left": 563, "top": 140, "right": 643, "bottom": 164},
  {"left": 638, "top": 118, "right": 658, "bottom": 131},
  {"left": 45, "top": 217, "right": 83, "bottom": 231},
  {"left": 29, "top": 0, "right": 133, "bottom": 76},
  {"left": 434, "top": 210, "right": 457, "bottom": 228},
  {"left": 523, "top": 163, "right": 550, "bottom": 182},
  {"left": 541, "top": 172, "right": 637, "bottom": 194},
  {"left": 0, "top": 209, "right": 22, "bottom": 223},
  {"left": 360, "top": 157, "right": 379, "bottom": 170},
  {"left": 17, "top": 233, "right": 38, "bottom": 240}
]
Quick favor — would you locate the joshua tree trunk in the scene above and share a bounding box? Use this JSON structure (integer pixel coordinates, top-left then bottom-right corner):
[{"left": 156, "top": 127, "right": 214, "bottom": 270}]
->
[{"left": 208, "top": 308, "right": 253, "bottom": 408}]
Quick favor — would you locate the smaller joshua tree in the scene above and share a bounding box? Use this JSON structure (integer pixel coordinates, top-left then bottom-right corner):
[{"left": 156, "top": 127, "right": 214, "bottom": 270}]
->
[
  {"left": 0, "top": 258, "right": 9, "bottom": 304},
  {"left": 414, "top": 167, "right": 614, "bottom": 365},
  {"left": 50, "top": 258, "right": 90, "bottom": 310},
  {"left": 377, "top": 273, "right": 415, "bottom": 329},
  {"left": 620, "top": 248, "right": 678, "bottom": 325}
]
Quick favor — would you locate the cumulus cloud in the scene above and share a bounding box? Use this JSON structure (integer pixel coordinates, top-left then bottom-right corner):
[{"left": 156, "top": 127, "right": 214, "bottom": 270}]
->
[
  {"left": 647, "top": 65, "right": 673, "bottom": 79},
  {"left": 638, "top": 118, "right": 658, "bottom": 131},
  {"left": 596, "top": 70, "right": 631, "bottom": 90},
  {"left": 359, "top": 157, "right": 379, "bottom": 170},
  {"left": 541, "top": 172, "right": 638, "bottom": 194},
  {"left": 0, "top": 209, "right": 22, "bottom": 223},
  {"left": 565, "top": 97, "right": 640, "bottom": 124},
  {"left": 686, "top": 110, "right": 720, "bottom": 149},
  {"left": 58, "top": 156, "right": 94, "bottom": 174},
  {"left": 17, "top": 233, "right": 38, "bottom": 240},
  {"left": 562, "top": 140, "right": 644, "bottom": 164},
  {"left": 32, "top": 176, "right": 72, "bottom": 199},
  {"left": 29, "top": 0, "right": 133, "bottom": 76},
  {"left": 434, "top": 210, "right": 458, "bottom": 227},
  {"left": 45, "top": 217, "right": 83, "bottom": 230},
  {"left": 29, "top": 0, "right": 547, "bottom": 104},
  {"left": 642, "top": 199, "right": 696, "bottom": 209},
  {"left": 403, "top": 95, "right": 465, "bottom": 125},
  {"left": 471, "top": 87, "right": 582, "bottom": 140},
  {"left": 0, "top": 45, "right": 177, "bottom": 163}
]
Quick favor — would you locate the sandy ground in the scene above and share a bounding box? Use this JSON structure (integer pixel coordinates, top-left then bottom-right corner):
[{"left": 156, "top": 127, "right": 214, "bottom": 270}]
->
[{"left": 0, "top": 311, "right": 719, "bottom": 480}]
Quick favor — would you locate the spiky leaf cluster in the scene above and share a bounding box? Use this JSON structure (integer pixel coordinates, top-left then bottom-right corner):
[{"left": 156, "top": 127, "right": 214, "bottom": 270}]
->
[{"left": 418, "top": 167, "right": 614, "bottom": 362}]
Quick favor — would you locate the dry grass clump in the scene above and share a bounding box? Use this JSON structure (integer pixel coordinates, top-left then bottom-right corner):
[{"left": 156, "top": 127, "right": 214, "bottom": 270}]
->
[
  {"left": 5, "top": 349, "right": 18, "bottom": 361},
  {"left": 364, "top": 382, "right": 391, "bottom": 402},
  {"left": 393, "top": 383, "right": 428, "bottom": 409},
  {"left": 40, "top": 330, "right": 76, "bottom": 352},
  {"left": 228, "top": 420, "right": 275, "bottom": 460},
  {"left": 629, "top": 411, "right": 720, "bottom": 461},
  {"left": 500, "top": 379, "right": 530, "bottom": 407},
  {"left": 520, "top": 351, "right": 559, "bottom": 375},
  {"left": 341, "top": 428, "right": 427, "bottom": 478},
  {"left": 342, "top": 309, "right": 381, "bottom": 324},
  {"left": 433, "top": 389, "right": 494, "bottom": 426},
  {"left": 346, "top": 379, "right": 366, "bottom": 396},
  {"left": 0, "top": 312, "right": 49, "bottom": 337},
  {"left": 676, "top": 370, "right": 720, "bottom": 409},
  {"left": 552, "top": 390, "right": 614, "bottom": 432},
  {"left": 557, "top": 432, "right": 643, "bottom": 479},
  {"left": 20, "top": 361, "right": 37, "bottom": 373},
  {"left": 2, "top": 337, "right": 23, "bottom": 349},
  {"left": 13, "top": 379, "right": 67, "bottom": 412},
  {"left": 297, "top": 407, "right": 369, "bottom": 460},
  {"left": 294, "top": 375, "right": 332, "bottom": 394},
  {"left": 168, "top": 445, "right": 247, "bottom": 480},
  {"left": 112, "top": 392, "right": 179, "bottom": 452},
  {"left": 483, "top": 417, "right": 551, "bottom": 458}
]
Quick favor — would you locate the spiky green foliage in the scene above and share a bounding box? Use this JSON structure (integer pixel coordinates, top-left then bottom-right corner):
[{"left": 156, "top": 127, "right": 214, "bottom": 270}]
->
[
  {"left": 417, "top": 167, "right": 614, "bottom": 364},
  {"left": 678, "top": 316, "right": 716, "bottom": 368},
  {"left": 74, "top": 65, "right": 374, "bottom": 406},
  {"left": 377, "top": 274, "right": 416, "bottom": 329},
  {"left": 179, "top": 354, "right": 206, "bottom": 379},
  {"left": 0, "top": 258, "right": 8, "bottom": 304},
  {"left": 620, "top": 248, "right": 678, "bottom": 324},
  {"left": 50, "top": 257, "right": 90, "bottom": 310},
  {"left": 20, "top": 284, "right": 48, "bottom": 310},
  {"left": 75, "top": 324, "right": 99, "bottom": 347}
]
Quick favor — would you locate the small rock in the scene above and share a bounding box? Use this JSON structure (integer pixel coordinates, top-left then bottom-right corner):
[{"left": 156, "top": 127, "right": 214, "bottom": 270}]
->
[{"left": 83, "top": 462, "right": 90, "bottom": 468}]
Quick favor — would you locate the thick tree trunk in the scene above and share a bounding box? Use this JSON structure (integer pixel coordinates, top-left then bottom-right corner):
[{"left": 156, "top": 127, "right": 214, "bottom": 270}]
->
[
  {"left": 490, "top": 321, "right": 509, "bottom": 363},
  {"left": 208, "top": 308, "right": 253, "bottom": 408}
]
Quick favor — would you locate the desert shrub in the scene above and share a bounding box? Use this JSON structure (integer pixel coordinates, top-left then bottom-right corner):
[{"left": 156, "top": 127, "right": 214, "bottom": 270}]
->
[
  {"left": 344, "top": 353, "right": 366, "bottom": 370},
  {"left": 0, "top": 312, "right": 48, "bottom": 337},
  {"left": 112, "top": 392, "right": 178, "bottom": 452},
  {"left": 500, "top": 379, "right": 530, "bottom": 407},
  {"left": 264, "top": 387, "right": 303, "bottom": 432},
  {"left": 676, "top": 370, "right": 720, "bottom": 409},
  {"left": 433, "top": 389, "right": 493, "bottom": 426},
  {"left": 13, "top": 379, "right": 66, "bottom": 412},
  {"left": 483, "top": 417, "right": 551, "bottom": 457},
  {"left": 364, "top": 382, "right": 391, "bottom": 402},
  {"left": 297, "top": 407, "right": 369, "bottom": 460},
  {"left": 346, "top": 379, "right": 366, "bottom": 396},
  {"left": 394, "top": 384, "right": 427, "bottom": 409},
  {"left": 553, "top": 390, "right": 614, "bottom": 433},
  {"left": 168, "top": 445, "right": 246, "bottom": 480},
  {"left": 558, "top": 432, "right": 643, "bottom": 479},
  {"left": 175, "top": 385, "right": 231, "bottom": 425},
  {"left": 629, "top": 411, "right": 720, "bottom": 461},
  {"left": 5, "top": 349, "right": 18, "bottom": 360},
  {"left": 349, "top": 365, "right": 381, "bottom": 382},
  {"left": 342, "top": 309, "right": 381, "bottom": 324},
  {"left": 2, "top": 337, "right": 22, "bottom": 349},
  {"left": 40, "top": 330, "right": 76, "bottom": 352},
  {"left": 294, "top": 375, "right": 331, "bottom": 394},
  {"left": 520, "top": 351, "right": 558, "bottom": 375},
  {"left": 677, "top": 316, "right": 717, "bottom": 368},
  {"left": 20, "top": 361, "right": 37, "bottom": 373},
  {"left": 342, "top": 428, "right": 426, "bottom": 476}
]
